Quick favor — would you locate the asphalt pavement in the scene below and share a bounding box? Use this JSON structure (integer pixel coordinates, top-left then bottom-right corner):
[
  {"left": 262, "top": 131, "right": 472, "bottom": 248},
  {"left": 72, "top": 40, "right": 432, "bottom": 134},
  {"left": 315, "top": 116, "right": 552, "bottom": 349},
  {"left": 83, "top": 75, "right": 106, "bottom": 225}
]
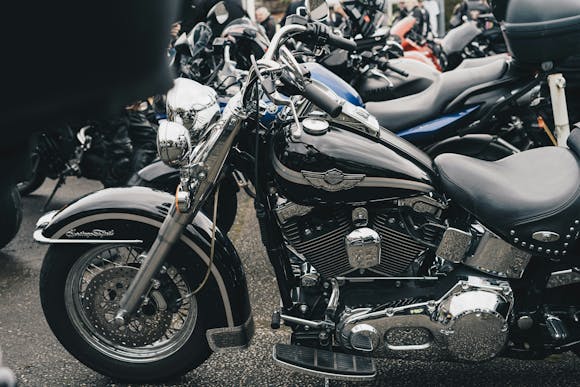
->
[{"left": 1, "top": 177, "right": 580, "bottom": 386}]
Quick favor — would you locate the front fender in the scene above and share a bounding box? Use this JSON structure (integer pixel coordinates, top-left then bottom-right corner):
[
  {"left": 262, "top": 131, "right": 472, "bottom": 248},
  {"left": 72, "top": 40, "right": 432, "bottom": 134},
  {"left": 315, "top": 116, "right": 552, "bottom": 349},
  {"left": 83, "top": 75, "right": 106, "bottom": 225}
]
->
[{"left": 35, "top": 186, "right": 252, "bottom": 351}]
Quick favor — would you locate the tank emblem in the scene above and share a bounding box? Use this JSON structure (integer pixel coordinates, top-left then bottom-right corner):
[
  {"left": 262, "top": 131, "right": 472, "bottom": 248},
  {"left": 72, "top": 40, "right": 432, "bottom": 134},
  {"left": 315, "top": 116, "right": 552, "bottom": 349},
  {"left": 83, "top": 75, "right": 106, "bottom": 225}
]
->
[{"left": 302, "top": 169, "right": 365, "bottom": 192}]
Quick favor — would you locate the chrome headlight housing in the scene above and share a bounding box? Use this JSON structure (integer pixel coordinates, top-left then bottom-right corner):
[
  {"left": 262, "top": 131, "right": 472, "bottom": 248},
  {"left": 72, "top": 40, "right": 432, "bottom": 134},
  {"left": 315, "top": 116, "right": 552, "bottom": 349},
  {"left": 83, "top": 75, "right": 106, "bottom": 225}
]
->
[
  {"left": 157, "top": 121, "right": 191, "bottom": 167},
  {"left": 166, "top": 78, "right": 220, "bottom": 143}
]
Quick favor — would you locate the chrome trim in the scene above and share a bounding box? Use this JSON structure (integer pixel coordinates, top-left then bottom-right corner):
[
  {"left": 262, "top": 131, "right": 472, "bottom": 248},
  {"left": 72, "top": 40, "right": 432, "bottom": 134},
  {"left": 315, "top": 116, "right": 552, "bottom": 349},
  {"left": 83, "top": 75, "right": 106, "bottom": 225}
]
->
[
  {"left": 465, "top": 229, "right": 531, "bottom": 279},
  {"left": 272, "top": 347, "right": 376, "bottom": 382},
  {"left": 345, "top": 227, "right": 381, "bottom": 269},
  {"left": 386, "top": 343, "right": 431, "bottom": 351},
  {"left": 272, "top": 153, "right": 433, "bottom": 192},
  {"left": 547, "top": 268, "right": 580, "bottom": 288},
  {"left": 34, "top": 229, "right": 143, "bottom": 244}
]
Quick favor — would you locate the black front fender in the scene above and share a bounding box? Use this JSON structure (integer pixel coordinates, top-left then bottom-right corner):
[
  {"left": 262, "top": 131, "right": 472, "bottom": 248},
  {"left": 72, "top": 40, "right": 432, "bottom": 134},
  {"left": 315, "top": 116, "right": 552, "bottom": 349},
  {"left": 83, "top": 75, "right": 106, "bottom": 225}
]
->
[{"left": 37, "top": 186, "right": 252, "bottom": 351}]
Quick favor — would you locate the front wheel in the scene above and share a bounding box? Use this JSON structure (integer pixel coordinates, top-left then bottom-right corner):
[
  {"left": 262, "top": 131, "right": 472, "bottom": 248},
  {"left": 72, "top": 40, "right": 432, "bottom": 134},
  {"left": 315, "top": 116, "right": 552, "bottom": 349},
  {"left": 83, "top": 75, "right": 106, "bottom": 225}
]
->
[
  {"left": 0, "top": 185, "right": 22, "bottom": 249},
  {"left": 40, "top": 243, "right": 213, "bottom": 382},
  {"left": 17, "top": 150, "right": 47, "bottom": 196}
]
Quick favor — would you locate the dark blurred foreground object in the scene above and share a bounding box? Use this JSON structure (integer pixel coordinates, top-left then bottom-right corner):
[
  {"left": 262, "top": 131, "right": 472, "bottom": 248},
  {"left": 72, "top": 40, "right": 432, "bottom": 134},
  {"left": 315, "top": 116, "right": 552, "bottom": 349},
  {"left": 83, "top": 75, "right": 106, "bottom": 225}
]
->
[
  {"left": 0, "top": 1, "right": 180, "bottom": 249},
  {"left": 17, "top": 108, "right": 158, "bottom": 211},
  {"left": 1, "top": 0, "right": 180, "bottom": 184}
]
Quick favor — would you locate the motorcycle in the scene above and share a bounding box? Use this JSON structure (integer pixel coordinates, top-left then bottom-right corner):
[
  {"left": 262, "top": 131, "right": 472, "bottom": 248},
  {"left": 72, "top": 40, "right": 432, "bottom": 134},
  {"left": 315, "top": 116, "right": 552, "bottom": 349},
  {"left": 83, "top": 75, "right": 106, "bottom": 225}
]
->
[
  {"left": 17, "top": 109, "right": 158, "bottom": 210},
  {"left": 33, "top": 0, "right": 580, "bottom": 382}
]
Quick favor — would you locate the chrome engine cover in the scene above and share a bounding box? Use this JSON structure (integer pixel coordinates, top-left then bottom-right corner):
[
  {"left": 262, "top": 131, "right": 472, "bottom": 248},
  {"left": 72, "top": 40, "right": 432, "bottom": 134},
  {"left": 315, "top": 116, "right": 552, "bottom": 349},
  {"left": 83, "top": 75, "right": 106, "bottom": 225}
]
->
[
  {"left": 345, "top": 228, "right": 381, "bottom": 269},
  {"left": 337, "top": 276, "right": 513, "bottom": 362}
]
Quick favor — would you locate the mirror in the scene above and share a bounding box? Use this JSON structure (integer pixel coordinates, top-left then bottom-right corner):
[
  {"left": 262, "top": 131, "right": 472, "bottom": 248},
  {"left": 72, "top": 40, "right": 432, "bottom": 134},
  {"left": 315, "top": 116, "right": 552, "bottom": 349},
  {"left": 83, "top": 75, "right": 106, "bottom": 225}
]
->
[
  {"left": 207, "top": 1, "right": 229, "bottom": 25},
  {"left": 305, "top": 0, "right": 329, "bottom": 21},
  {"left": 187, "top": 22, "right": 213, "bottom": 57}
]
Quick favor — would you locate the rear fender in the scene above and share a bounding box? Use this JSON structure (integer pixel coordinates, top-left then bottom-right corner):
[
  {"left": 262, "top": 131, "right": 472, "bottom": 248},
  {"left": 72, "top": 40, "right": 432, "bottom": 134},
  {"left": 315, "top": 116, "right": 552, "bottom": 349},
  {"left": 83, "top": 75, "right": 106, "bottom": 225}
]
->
[{"left": 34, "top": 186, "right": 253, "bottom": 352}]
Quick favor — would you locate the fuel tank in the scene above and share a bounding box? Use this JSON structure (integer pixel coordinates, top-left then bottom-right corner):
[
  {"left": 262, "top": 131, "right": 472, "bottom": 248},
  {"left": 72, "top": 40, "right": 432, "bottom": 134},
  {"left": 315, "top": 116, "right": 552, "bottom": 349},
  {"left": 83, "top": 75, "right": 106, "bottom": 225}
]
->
[{"left": 271, "top": 118, "right": 437, "bottom": 205}]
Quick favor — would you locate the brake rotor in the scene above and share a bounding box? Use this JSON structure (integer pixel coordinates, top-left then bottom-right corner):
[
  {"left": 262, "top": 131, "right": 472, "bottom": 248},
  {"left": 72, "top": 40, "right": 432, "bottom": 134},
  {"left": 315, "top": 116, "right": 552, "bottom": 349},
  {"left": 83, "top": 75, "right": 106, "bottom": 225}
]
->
[{"left": 83, "top": 266, "right": 173, "bottom": 347}]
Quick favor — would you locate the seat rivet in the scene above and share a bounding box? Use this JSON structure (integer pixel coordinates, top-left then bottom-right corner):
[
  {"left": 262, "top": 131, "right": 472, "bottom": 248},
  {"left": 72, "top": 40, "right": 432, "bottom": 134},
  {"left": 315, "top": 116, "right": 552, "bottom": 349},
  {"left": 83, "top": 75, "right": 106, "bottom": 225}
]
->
[
  {"left": 514, "top": 238, "right": 519, "bottom": 243},
  {"left": 538, "top": 247, "right": 543, "bottom": 252},
  {"left": 510, "top": 230, "right": 516, "bottom": 235},
  {"left": 529, "top": 244, "right": 534, "bottom": 250},
  {"left": 521, "top": 242, "right": 526, "bottom": 247},
  {"left": 546, "top": 249, "right": 551, "bottom": 254},
  {"left": 566, "top": 235, "right": 572, "bottom": 239}
]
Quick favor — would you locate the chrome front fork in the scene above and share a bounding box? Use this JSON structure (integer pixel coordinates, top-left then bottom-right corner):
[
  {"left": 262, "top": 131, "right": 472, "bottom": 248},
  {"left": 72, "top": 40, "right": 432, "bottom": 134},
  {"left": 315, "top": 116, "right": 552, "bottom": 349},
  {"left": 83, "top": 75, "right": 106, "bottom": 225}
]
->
[
  {"left": 114, "top": 203, "right": 196, "bottom": 325},
  {"left": 114, "top": 104, "right": 245, "bottom": 325}
]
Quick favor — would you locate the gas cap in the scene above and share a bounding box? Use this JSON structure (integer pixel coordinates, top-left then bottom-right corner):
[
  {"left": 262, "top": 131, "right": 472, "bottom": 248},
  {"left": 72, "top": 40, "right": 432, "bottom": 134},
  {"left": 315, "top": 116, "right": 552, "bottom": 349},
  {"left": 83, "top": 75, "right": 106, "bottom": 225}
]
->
[{"left": 302, "top": 118, "right": 329, "bottom": 135}]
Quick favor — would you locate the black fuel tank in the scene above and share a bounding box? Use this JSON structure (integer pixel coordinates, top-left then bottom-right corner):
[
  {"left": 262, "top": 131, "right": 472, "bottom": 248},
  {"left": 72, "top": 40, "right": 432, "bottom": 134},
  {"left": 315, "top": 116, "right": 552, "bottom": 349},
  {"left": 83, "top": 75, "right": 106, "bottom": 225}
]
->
[{"left": 271, "top": 120, "right": 436, "bottom": 205}]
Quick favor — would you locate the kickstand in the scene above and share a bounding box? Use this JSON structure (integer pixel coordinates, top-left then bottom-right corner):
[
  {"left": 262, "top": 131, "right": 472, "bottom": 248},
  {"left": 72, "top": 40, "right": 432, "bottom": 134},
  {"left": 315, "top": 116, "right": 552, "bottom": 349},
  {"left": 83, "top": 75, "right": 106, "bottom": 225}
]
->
[{"left": 42, "top": 174, "right": 66, "bottom": 212}]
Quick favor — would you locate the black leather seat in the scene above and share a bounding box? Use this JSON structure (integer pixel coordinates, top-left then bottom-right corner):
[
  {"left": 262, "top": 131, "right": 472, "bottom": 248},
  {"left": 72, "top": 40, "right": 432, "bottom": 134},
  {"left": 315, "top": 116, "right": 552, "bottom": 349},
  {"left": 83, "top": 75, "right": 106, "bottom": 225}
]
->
[
  {"left": 366, "top": 57, "right": 508, "bottom": 132},
  {"left": 435, "top": 130, "right": 580, "bottom": 256}
]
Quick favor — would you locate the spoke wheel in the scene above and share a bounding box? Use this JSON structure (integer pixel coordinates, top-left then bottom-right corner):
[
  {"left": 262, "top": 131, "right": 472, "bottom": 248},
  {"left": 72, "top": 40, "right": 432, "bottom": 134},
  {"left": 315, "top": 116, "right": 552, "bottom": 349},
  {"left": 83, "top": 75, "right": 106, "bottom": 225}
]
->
[
  {"left": 65, "top": 245, "right": 198, "bottom": 363},
  {"left": 40, "top": 242, "right": 213, "bottom": 382}
]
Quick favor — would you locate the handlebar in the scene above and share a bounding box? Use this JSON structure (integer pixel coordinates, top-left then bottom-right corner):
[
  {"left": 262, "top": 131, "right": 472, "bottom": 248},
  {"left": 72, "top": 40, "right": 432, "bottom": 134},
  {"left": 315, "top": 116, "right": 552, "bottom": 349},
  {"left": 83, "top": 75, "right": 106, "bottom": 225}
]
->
[
  {"left": 302, "top": 81, "right": 343, "bottom": 117},
  {"left": 326, "top": 31, "right": 357, "bottom": 51}
]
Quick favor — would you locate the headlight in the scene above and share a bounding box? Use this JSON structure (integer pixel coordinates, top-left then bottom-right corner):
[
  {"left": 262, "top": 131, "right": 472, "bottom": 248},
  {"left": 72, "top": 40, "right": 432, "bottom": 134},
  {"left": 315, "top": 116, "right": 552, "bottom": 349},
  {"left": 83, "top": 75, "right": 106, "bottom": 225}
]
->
[
  {"left": 157, "top": 121, "right": 191, "bottom": 167},
  {"left": 166, "top": 78, "right": 220, "bottom": 143}
]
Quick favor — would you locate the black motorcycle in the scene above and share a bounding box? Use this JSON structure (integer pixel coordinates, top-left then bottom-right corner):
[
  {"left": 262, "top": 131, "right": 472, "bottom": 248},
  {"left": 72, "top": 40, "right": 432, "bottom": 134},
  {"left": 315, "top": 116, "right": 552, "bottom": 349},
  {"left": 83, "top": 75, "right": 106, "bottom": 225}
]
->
[
  {"left": 17, "top": 109, "right": 158, "bottom": 210},
  {"left": 33, "top": 0, "right": 580, "bottom": 382}
]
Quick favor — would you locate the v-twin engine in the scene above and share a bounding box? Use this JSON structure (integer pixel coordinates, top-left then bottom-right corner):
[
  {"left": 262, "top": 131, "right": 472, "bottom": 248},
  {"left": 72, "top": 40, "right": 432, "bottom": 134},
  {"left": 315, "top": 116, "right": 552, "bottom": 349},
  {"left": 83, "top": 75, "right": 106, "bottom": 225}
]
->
[{"left": 337, "top": 276, "right": 513, "bottom": 362}]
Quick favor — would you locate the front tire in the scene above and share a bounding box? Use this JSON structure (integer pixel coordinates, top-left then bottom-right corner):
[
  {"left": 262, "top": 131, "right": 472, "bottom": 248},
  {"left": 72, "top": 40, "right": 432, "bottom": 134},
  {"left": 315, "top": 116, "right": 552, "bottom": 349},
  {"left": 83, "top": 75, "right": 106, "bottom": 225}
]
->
[
  {"left": 40, "top": 243, "right": 213, "bottom": 382},
  {"left": 0, "top": 185, "right": 22, "bottom": 249},
  {"left": 17, "top": 151, "right": 47, "bottom": 196}
]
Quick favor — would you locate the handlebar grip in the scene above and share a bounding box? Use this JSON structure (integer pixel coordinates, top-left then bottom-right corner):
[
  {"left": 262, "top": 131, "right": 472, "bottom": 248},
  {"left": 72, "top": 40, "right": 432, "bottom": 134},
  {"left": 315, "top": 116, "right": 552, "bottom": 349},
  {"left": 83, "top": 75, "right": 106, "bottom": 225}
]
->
[
  {"left": 326, "top": 33, "right": 357, "bottom": 51},
  {"left": 302, "top": 81, "right": 343, "bottom": 118}
]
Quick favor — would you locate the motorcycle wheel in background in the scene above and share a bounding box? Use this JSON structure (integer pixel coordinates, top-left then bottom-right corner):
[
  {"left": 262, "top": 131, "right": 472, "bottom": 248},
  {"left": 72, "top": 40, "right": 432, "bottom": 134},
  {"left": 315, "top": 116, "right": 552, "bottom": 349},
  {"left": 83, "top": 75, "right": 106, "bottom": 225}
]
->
[
  {"left": 0, "top": 185, "right": 22, "bottom": 249},
  {"left": 17, "top": 149, "right": 47, "bottom": 196}
]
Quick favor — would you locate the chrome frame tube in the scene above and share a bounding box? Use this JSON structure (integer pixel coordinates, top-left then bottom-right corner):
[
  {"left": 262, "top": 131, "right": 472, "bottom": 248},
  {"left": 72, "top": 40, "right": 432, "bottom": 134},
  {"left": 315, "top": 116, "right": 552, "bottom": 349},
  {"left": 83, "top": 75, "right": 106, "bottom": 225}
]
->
[{"left": 115, "top": 105, "right": 245, "bottom": 323}]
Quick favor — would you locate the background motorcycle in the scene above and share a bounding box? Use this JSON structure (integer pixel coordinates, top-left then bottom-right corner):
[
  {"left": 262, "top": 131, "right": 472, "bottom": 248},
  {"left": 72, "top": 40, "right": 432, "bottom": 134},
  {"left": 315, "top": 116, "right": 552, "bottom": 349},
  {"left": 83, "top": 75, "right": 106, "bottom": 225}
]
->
[
  {"left": 132, "top": 9, "right": 270, "bottom": 233},
  {"left": 33, "top": 0, "right": 580, "bottom": 382},
  {"left": 17, "top": 109, "right": 158, "bottom": 210}
]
